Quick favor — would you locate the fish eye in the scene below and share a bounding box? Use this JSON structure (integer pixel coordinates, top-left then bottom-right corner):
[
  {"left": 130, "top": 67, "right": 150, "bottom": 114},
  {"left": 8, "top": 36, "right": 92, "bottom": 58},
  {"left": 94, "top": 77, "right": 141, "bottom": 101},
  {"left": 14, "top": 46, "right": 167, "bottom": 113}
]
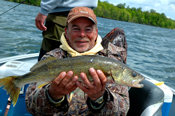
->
[{"left": 132, "top": 72, "right": 137, "bottom": 77}]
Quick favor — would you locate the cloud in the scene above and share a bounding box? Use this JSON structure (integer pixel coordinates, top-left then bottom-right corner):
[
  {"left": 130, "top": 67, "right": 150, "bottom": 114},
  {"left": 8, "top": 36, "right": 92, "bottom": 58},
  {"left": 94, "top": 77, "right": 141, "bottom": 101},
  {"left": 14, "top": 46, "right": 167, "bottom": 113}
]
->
[
  {"left": 170, "top": 4, "right": 175, "bottom": 10},
  {"left": 169, "top": 0, "right": 175, "bottom": 5}
]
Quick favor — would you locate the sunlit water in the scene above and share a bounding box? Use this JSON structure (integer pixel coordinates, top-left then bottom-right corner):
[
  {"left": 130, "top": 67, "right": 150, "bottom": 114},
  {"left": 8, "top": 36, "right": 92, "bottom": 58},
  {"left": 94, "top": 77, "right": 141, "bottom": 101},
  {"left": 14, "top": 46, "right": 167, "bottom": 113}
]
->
[{"left": 0, "top": 0, "right": 175, "bottom": 89}]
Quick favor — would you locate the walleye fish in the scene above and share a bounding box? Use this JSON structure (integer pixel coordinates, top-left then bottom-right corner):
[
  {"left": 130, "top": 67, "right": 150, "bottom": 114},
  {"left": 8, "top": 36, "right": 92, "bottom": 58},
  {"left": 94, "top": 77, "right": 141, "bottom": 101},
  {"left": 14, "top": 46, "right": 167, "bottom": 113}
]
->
[{"left": 0, "top": 55, "right": 144, "bottom": 106}]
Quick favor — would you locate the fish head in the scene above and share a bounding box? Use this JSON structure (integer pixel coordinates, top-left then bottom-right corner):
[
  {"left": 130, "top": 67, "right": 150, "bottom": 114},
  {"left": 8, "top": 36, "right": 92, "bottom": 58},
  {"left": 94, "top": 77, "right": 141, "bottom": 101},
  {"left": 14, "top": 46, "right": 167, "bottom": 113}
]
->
[{"left": 111, "top": 66, "right": 145, "bottom": 88}]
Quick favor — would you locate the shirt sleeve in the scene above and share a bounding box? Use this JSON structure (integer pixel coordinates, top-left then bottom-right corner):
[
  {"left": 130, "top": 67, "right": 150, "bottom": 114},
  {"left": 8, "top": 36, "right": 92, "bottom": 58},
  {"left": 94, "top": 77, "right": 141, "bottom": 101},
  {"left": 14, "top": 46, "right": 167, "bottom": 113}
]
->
[
  {"left": 25, "top": 83, "right": 69, "bottom": 115},
  {"left": 86, "top": 83, "right": 129, "bottom": 115},
  {"left": 40, "top": 0, "right": 62, "bottom": 16}
]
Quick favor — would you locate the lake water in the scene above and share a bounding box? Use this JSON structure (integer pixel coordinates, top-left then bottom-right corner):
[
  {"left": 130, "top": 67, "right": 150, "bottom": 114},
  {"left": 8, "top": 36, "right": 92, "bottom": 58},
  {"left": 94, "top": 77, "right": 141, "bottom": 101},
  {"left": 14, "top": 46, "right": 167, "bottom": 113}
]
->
[{"left": 0, "top": 0, "right": 175, "bottom": 89}]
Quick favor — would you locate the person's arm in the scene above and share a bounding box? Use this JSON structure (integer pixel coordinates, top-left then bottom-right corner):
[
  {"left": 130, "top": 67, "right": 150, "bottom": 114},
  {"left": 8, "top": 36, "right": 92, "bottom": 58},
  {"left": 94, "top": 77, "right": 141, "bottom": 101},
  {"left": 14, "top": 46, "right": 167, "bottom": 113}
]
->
[
  {"left": 25, "top": 83, "right": 68, "bottom": 115},
  {"left": 35, "top": 0, "right": 62, "bottom": 31},
  {"left": 87, "top": 85, "right": 129, "bottom": 115},
  {"left": 40, "top": 0, "right": 62, "bottom": 16},
  {"left": 25, "top": 71, "right": 78, "bottom": 115},
  {"left": 76, "top": 68, "right": 129, "bottom": 115}
]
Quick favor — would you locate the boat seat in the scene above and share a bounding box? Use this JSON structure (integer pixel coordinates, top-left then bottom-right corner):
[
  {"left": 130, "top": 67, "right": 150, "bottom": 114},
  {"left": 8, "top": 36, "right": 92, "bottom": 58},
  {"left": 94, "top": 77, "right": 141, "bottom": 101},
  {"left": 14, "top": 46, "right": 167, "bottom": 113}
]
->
[{"left": 127, "top": 79, "right": 164, "bottom": 116}]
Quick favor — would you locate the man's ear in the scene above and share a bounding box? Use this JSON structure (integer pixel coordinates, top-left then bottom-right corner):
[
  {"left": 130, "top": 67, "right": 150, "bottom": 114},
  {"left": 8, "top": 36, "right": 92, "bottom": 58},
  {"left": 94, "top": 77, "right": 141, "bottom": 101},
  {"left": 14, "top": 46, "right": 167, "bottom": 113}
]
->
[
  {"left": 65, "top": 28, "right": 68, "bottom": 39},
  {"left": 95, "top": 28, "right": 98, "bottom": 40},
  {"left": 96, "top": 28, "right": 98, "bottom": 34}
]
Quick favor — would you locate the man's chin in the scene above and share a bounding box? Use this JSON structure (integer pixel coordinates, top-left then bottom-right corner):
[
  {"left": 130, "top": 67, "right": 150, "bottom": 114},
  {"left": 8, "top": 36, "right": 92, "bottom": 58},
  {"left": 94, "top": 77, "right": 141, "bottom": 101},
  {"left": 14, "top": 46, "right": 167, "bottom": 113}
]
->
[{"left": 75, "top": 48, "right": 89, "bottom": 53}]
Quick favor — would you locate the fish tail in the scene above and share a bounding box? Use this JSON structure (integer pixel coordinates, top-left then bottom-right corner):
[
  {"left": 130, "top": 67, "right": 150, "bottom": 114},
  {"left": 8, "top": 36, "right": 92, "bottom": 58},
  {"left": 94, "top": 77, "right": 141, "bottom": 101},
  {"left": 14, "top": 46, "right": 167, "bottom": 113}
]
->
[{"left": 0, "top": 76, "right": 21, "bottom": 106}]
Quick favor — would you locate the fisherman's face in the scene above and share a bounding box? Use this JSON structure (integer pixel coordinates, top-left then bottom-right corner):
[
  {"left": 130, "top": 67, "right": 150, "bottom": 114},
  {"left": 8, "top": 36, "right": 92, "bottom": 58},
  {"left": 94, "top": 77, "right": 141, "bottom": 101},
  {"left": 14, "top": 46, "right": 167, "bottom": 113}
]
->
[{"left": 65, "top": 17, "right": 98, "bottom": 53}]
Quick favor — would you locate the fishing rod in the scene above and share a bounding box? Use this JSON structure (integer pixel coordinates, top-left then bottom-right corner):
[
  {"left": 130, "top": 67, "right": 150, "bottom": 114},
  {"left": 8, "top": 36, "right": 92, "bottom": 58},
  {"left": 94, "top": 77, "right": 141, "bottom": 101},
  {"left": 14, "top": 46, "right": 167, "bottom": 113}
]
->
[{"left": 0, "top": 1, "right": 26, "bottom": 16}]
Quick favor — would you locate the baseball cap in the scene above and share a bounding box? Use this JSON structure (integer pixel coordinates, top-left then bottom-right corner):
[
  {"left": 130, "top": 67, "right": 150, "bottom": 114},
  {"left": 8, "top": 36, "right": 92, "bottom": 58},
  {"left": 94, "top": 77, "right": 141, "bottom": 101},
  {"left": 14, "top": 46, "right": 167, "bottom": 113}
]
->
[{"left": 66, "top": 7, "right": 97, "bottom": 25}]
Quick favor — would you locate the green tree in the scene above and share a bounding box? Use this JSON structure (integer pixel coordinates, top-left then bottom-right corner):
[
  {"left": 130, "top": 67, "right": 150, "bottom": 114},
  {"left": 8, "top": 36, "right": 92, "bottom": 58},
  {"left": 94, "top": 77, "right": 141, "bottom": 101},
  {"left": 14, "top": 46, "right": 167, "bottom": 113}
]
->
[
  {"left": 150, "top": 9, "right": 156, "bottom": 13},
  {"left": 116, "top": 3, "right": 126, "bottom": 9},
  {"left": 8, "top": 0, "right": 175, "bottom": 29}
]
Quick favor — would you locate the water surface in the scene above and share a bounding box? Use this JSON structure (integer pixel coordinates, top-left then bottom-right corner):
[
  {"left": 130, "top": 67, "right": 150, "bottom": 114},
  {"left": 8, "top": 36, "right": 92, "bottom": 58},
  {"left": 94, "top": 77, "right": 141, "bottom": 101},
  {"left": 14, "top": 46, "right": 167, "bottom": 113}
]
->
[{"left": 0, "top": 0, "right": 175, "bottom": 89}]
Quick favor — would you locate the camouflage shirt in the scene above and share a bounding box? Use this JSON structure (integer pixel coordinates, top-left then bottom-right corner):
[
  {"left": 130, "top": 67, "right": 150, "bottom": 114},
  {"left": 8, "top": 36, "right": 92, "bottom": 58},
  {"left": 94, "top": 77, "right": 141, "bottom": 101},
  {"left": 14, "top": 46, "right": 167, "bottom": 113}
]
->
[{"left": 25, "top": 28, "right": 129, "bottom": 116}]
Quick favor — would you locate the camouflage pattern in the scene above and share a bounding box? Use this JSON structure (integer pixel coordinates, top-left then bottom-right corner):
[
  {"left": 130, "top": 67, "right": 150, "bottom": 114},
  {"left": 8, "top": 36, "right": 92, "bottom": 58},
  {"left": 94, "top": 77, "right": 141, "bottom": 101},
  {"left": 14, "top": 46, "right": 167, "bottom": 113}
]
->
[
  {"left": 25, "top": 28, "right": 129, "bottom": 116},
  {"left": 101, "top": 27, "right": 127, "bottom": 64}
]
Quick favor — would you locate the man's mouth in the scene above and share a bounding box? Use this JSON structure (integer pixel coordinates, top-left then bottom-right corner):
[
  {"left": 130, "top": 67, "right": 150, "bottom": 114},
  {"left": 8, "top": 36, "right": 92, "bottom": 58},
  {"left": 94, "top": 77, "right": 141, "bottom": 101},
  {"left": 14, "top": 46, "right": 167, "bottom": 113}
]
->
[{"left": 76, "top": 40, "right": 88, "bottom": 45}]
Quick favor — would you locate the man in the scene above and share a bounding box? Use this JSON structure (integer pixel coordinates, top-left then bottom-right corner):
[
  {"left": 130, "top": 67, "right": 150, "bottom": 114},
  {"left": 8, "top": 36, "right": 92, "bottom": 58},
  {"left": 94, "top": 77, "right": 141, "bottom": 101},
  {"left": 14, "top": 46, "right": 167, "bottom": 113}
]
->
[
  {"left": 36, "top": 0, "right": 98, "bottom": 61},
  {"left": 26, "top": 7, "right": 129, "bottom": 115}
]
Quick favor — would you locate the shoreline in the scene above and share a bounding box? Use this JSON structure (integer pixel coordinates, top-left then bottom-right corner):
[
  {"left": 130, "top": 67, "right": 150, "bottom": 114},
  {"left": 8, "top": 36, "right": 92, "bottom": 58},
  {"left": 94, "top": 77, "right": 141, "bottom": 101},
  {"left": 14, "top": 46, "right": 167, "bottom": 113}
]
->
[{"left": 5, "top": 0, "right": 175, "bottom": 30}]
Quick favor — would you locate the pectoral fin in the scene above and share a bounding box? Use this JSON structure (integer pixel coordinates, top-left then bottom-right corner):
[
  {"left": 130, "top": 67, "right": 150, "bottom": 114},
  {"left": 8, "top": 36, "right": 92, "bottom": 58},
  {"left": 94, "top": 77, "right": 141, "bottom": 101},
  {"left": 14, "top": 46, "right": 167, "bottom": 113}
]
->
[
  {"left": 36, "top": 82, "right": 50, "bottom": 89},
  {"left": 107, "top": 69, "right": 115, "bottom": 83}
]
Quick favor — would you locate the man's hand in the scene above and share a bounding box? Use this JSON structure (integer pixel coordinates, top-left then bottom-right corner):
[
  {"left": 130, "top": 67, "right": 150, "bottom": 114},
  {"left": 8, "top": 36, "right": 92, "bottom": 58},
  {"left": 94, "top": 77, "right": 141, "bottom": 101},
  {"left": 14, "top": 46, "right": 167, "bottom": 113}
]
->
[
  {"left": 35, "top": 12, "right": 47, "bottom": 31},
  {"left": 76, "top": 68, "right": 108, "bottom": 101},
  {"left": 48, "top": 71, "right": 78, "bottom": 101}
]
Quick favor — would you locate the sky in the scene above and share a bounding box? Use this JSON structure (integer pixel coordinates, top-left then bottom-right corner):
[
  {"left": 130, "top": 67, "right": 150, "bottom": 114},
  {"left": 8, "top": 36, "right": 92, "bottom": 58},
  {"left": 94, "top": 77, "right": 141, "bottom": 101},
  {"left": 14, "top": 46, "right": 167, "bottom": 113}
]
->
[{"left": 100, "top": 0, "right": 175, "bottom": 20}]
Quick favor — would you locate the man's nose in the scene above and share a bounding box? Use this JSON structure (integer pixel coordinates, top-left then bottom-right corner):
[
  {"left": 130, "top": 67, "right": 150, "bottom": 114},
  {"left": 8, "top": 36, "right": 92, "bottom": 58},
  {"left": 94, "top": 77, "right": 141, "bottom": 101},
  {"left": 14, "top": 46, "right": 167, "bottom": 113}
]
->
[{"left": 79, "top": 30, "right": 86, "bottom": 37}]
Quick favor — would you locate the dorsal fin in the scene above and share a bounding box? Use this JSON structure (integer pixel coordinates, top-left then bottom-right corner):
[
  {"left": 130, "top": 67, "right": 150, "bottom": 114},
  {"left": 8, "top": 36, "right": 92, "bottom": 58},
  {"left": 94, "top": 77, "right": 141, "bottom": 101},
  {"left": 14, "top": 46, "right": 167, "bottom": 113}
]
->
[{"left": 30, "top": 57, "right": 57, "bottom": 71}]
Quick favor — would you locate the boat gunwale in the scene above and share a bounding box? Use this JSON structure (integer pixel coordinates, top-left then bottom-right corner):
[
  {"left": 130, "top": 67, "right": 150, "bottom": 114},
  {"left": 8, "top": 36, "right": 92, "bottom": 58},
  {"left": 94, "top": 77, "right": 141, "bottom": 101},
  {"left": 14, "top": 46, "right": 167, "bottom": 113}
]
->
[{"left": 0, "top": 53, "right": 39, "bottom": 65}]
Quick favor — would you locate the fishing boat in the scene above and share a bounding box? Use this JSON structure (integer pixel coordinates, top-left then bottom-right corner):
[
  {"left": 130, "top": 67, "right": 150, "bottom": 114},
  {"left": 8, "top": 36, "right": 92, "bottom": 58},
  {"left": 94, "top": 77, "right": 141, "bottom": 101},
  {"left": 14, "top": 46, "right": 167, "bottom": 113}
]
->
[{"left": 0, "top": 53, "right": 174, "bottom": 116}]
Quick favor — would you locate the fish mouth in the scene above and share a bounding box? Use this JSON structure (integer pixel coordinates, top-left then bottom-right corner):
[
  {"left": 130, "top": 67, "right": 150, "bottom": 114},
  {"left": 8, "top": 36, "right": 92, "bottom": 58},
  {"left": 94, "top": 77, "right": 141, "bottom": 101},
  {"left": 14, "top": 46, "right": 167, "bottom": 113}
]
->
[
  {"left": 135, "top": 83, "right": 144, "bottom": 88},
  {"left": 131, "top": 77, "right": 145, "bottom": 88}
]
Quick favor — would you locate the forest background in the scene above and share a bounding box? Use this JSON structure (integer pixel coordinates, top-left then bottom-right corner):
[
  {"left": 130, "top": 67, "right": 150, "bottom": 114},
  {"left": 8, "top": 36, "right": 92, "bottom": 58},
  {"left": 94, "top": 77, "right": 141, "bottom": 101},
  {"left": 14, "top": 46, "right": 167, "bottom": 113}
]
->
[{"left": 7, "top": 0, "right": 175, "bottom": 29}]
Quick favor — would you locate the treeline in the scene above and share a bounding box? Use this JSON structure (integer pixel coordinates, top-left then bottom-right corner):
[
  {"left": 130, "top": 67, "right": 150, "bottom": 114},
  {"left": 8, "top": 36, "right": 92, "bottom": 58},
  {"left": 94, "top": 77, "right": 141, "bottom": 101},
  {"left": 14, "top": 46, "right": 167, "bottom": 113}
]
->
[
  {"left": 7, "top": 0, "right": 175, "bottom": 29},
  {"left": 94, "top": 0, "right": 175, "bottom": 29}
]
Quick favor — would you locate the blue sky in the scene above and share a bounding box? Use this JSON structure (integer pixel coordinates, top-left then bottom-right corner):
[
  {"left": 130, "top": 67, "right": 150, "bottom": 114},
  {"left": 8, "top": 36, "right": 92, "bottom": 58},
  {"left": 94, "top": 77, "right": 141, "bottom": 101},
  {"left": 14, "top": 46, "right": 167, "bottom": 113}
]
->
[{"left": 100, "top": 0, "right": 175, "bottom": 20}]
